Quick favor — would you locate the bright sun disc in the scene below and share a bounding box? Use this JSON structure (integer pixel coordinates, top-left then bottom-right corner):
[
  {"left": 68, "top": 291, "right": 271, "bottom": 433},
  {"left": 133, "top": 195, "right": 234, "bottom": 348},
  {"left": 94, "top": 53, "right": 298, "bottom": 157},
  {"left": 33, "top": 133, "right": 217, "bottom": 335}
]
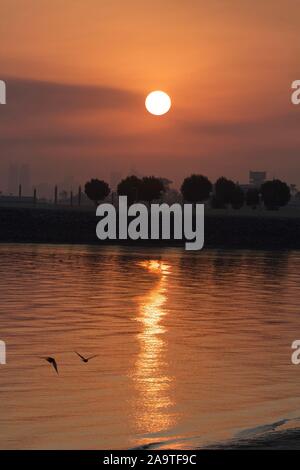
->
[{"left": 145, "top": 90, "right": 171, "bottom": 116}]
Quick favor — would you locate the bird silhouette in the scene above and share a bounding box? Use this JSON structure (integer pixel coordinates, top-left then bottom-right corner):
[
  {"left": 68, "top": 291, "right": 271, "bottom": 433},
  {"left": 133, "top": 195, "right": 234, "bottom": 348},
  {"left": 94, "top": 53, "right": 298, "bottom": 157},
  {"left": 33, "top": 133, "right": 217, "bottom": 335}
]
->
[
  {"left": 75, "top": 351, "right": 98, "bottom": 363},
  {"left": 39, "top": 356, "right": 59, "bottom": 374}
]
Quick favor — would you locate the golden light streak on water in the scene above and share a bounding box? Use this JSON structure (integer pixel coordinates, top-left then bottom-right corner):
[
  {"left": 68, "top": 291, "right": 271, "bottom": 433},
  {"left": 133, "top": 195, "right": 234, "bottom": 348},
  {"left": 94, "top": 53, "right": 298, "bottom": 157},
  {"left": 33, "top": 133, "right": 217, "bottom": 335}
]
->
[{"left": 133, "top": 260, "right": 175, "bottom": 436}]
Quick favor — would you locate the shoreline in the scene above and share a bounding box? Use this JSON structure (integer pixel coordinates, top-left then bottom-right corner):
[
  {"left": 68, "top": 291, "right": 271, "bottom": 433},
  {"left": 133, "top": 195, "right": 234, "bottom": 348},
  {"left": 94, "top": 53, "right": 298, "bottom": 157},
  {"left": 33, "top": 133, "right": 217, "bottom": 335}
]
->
[
  {"left": 0, "top": 206, "right": 300, "bottom": 249},
  {"left": 211, "top": 428, "right": 300, "bottom": 450}
]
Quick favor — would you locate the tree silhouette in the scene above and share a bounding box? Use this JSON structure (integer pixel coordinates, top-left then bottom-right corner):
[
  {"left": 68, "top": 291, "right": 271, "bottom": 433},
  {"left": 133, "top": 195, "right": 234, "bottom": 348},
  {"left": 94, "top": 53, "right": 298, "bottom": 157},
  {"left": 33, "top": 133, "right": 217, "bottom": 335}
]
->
[
  {"left": 210, "top": 195, "right": 224, "bottom": 209},
  {"left": 260, "top": 179, "right": 291, "bottom": 210},
  {"left": 246, "top": 188, "right": 260, "bottom": 209},
  {"left": 139, "top": 176, "right": 165, "bottom": 203},
  {"left": 117, "top": 175, "right": 142, "bottom": 204},
  {"left": 231, "top": 185, "right": 245, "bottom": 209},
  {"left": 159, "top": 178, "right": 173, "bottom": 192},
  {"left": 181, "top": 174, "right": 212, "bottom": 203},
  {"left": 84, "top": 179, "right": 110, "bottom": 205},
  {"left": 214, "top": 177, "right": 236, "bottom": 208}
]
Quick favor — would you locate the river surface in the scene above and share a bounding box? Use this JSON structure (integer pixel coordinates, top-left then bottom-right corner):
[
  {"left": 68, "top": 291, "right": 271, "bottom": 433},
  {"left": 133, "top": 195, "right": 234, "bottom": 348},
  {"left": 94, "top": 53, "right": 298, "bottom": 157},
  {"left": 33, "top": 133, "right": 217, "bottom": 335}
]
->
[{"left": 0, "top": 244, "right": 300, "bottom": 449}]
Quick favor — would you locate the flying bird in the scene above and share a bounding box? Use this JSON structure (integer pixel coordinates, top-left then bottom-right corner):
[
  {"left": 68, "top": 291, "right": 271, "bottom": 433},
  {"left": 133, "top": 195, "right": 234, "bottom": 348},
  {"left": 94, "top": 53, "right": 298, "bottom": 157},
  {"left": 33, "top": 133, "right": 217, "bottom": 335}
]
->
[
  {"left": 75, "top": 352, "right": 98, "bottom": 363},
  {"left": 39, "top": 356, "right": 59, "bottom": 375}
]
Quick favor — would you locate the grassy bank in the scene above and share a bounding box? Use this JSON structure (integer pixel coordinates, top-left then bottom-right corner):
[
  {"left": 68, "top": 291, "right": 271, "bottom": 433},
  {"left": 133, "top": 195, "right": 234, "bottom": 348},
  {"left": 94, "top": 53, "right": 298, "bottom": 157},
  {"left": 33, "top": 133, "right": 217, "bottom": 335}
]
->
[{"left": 0, "top": 206, "right": 300, "bottom": 249}]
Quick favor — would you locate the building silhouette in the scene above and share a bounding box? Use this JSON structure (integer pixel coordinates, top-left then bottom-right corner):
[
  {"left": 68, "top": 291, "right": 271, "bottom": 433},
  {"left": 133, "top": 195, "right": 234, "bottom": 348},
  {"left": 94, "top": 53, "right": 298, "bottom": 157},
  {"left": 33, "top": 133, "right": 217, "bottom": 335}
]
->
[
  {"left": 7, "top": 163, "right": 32, "bottom": 196},
  {"left": 19, "top": 164, "right": 31, "bottom": 195},
  {"left": 7, "top": 164, "right": 18, "bottom": 195},
  {"left": 249, "top": 171, "right": 266, "bottom": 187}
]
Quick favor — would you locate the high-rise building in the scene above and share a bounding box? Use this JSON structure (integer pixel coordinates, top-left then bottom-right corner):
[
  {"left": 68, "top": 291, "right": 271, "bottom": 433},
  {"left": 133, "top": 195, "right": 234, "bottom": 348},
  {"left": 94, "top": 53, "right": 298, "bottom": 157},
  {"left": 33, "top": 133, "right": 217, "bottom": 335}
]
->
[
  {"left": 7, "top": 163, "right": 32, "bottom": 195},
  {"left": 110, "top": 171, "right": 122, "bottom": 190},
  {"left": 19, "top": 164, "right": 31, "bottom": 195},
  {"left": 249, "top": 171, "right": 266, "bottom": 187},
  {"left": 7, "top": 163, "right": 18, "bottom": 195}
]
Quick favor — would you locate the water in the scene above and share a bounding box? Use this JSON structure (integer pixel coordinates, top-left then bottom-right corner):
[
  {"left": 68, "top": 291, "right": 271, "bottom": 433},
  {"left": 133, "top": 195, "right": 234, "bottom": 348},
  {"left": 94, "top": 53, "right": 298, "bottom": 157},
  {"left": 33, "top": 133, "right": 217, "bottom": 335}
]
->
[{"left": 0, "top": 244, "right": 300, "bottom": 449}]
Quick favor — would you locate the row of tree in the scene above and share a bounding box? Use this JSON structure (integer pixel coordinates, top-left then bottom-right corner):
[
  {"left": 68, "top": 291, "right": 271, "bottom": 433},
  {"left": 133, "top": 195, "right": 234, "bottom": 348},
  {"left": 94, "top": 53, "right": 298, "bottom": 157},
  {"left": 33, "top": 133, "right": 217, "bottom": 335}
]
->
[{"left": 84, "top": 174, "right": 291, "bottom": 210}]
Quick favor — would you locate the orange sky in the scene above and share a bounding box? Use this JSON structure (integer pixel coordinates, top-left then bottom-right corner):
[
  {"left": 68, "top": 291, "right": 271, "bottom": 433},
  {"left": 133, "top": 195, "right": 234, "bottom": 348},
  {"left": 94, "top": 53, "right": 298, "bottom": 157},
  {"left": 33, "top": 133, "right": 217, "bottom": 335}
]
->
[{"left": 0, "top": 0, "right": 299, "bottom": 193}]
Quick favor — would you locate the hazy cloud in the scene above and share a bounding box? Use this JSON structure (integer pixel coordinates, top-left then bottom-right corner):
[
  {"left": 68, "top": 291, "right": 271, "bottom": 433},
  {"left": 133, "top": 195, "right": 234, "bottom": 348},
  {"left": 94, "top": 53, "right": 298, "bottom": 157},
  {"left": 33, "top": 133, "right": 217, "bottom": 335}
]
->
[
  {"left": 2, "top": 76, "right": 141, "bottom": 118},
  {"left": 179, "top": 111, "right": 300, "bottom": 137}
]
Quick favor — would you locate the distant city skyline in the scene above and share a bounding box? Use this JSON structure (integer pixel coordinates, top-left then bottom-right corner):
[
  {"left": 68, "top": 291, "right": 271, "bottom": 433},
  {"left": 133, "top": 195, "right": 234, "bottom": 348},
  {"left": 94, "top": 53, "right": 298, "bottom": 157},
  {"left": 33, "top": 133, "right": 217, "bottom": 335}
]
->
[
  {"left": 1, "top": 162, "right": 296, "bottom": 201},
  {"left": 1, "top": 158, "right": 295, "bottom": 198},
  {"left": 1, "top": 1, "right": 300, "bottom": 191}
]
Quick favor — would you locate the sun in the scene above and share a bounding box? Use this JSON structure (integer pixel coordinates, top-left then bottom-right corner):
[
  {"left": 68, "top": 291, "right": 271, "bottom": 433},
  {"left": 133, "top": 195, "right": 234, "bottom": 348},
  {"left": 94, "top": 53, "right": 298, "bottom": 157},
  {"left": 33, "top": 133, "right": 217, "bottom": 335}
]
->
[{"left": 145, "top": 90, "right": 171, "bottom": 116}]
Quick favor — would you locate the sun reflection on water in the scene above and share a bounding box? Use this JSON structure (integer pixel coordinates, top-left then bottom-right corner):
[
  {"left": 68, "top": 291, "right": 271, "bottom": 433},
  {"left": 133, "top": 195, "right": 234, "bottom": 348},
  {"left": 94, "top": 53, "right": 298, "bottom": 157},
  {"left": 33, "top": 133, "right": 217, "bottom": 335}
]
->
[{"left": 133, "top": 260, "right": 175, "bottom": 439}]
